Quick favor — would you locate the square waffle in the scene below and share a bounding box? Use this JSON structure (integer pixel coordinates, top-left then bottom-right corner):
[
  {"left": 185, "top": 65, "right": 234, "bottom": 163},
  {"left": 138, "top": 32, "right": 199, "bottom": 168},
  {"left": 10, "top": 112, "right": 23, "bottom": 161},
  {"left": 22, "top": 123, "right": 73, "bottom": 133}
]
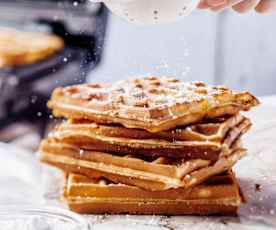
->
[
  {"left": 0, "top": 28, "right": 64, "bottom": 68},
  {"left": 48, "top": 76, "right": 259, "bottom": 132},
  {"left": 39, "top": 138, "right": 246, "bottom": 191},
  {"left": 63, "top": 171, "right": 243, "bottom": 215},
  {"left": 51, "top": 113, "right": 251, "bottom": 160}
]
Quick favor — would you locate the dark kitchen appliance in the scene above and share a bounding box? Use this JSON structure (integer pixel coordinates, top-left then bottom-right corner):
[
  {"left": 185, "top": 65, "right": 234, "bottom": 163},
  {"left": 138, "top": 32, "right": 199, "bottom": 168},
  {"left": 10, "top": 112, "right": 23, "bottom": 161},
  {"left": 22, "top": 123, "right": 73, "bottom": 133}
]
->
[{"left": 0, "top": 0, "right": 108, "bottom": 136}]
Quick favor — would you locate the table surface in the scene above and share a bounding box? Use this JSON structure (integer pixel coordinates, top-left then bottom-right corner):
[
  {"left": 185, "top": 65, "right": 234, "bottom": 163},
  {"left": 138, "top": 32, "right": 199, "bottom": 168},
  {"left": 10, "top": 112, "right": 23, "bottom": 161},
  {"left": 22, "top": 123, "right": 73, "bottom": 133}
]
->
[{"left": 0, "top": 95, "right": 276, "bottom": 230}]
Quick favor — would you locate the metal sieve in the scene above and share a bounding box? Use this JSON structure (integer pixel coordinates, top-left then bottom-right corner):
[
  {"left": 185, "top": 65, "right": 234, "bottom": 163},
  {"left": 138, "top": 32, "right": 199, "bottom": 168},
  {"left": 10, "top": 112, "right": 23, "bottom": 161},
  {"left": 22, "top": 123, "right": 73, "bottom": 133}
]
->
[{"left": 90, "top": 0, "right": 200, "bottom": 25}]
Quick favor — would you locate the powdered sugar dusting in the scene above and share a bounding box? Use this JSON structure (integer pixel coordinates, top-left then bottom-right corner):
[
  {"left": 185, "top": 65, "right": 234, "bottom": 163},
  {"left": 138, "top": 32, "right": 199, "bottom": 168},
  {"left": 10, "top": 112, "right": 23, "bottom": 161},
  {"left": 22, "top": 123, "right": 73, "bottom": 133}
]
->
[
  {"left": 63, "top": 77, "right": 231, "bottom": 110},
  {"left": 0, "top": 217, "right": 84, "bottom": 230}
]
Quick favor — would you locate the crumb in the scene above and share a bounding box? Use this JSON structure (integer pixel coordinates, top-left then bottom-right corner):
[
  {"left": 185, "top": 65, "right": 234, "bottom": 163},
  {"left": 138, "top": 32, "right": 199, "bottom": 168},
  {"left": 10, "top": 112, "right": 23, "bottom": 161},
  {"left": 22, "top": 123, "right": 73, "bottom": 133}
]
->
[
  {"left": 255, "top": 184, "right": 262, "bottom": 192},
  {"left": 220, "top": 220, "right": 228, "bottom": 225}
]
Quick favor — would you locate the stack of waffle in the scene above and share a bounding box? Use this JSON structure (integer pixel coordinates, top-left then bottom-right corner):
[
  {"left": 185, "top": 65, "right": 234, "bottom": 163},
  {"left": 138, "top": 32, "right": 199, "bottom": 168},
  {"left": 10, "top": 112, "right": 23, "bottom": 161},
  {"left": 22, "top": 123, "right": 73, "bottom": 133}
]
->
[{"left": 39, "top": 76, "right": 259, "bottom": 215}]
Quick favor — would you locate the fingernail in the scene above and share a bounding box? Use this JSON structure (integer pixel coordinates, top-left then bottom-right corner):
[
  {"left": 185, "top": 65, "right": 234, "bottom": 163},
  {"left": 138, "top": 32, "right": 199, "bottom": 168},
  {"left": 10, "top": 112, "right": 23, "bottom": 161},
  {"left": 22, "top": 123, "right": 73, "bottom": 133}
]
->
[{"left": 207, "top": 0, "right": 227, "bottom": 6}]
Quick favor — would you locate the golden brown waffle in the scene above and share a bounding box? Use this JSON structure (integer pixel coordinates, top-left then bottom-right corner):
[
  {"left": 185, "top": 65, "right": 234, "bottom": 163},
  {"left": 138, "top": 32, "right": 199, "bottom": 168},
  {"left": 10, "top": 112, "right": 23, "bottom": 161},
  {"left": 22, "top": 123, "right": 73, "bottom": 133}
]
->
[
  {"left": 63, "top": 171, "right": 243, "bottom": 215},
  {"left": 48, "top": 76, "right": 259, "bottom": 132},
  {"left": 52, "top": 114, "right": 251, "bottom": 160},
  {"left": 0, "top": 28, "right": 64, "bottom": 68},
  {"left": 40, "top": 139, "right": 246, "bottom": 191}
]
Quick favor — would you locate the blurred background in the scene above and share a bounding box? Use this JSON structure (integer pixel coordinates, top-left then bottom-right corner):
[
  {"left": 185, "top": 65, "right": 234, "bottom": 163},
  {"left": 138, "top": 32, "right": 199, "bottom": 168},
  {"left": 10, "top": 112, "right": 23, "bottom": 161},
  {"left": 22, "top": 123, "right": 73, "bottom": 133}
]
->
[{"left": 0, "top": 0, "right": 275, "bottom": 148}]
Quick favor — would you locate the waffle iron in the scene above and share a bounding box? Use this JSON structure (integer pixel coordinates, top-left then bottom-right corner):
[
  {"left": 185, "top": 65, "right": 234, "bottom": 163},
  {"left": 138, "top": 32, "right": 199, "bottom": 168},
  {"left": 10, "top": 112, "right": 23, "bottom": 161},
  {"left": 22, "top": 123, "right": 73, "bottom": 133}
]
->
[{"left": 0, "top": 0, "right": 108, "bottom": 131}]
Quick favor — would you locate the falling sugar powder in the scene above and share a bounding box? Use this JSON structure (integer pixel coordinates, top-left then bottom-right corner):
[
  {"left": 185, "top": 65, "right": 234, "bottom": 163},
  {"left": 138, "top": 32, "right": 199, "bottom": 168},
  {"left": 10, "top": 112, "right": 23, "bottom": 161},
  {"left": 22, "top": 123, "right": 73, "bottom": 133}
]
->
[
  {"left": 30, "top": 95, "right": 37, "bottom": 104},
  {"left": 183, "top": 49, "right": 190, "bottom": 57},
  {"left": 181, "top": 66, "right": 191, "bottom": 77},
  {"left": 79, "top": 149, "right": 84, "bottom": 156}
]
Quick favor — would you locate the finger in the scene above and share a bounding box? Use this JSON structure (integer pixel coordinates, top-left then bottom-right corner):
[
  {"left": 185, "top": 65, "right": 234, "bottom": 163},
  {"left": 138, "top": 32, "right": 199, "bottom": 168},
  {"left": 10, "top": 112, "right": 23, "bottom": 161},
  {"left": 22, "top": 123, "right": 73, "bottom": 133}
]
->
[
  {"left": 209, "top": 0, "right": 243, "bottom": 11},
  {"left": 255, "top": 0, "right": 276, "bottom": 13},
  {"left": 197, "top": 0, "right": 210, "bottom": 9},
  {"left": 232, "top": 0, "right": 261, "bottom": 13}
]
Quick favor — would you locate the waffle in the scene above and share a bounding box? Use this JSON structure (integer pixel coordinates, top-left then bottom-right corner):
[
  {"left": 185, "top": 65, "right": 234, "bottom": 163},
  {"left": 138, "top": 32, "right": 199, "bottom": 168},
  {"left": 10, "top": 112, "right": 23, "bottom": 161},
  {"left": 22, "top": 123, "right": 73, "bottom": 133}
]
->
[
  {"left": 40, "top": 139, "right": 246, "bottom": 191},
  {"left": 52, "top": 114, "right": 251, "bottom": 160},
  {"left": 48, "top": 77, "right": 259, "bottom": 132},
  {"left": 63, "top": 171, "right": 243, "bottom": 215},
  {"left": 0, "top": 28, "right": 64, "bottom": 68}
]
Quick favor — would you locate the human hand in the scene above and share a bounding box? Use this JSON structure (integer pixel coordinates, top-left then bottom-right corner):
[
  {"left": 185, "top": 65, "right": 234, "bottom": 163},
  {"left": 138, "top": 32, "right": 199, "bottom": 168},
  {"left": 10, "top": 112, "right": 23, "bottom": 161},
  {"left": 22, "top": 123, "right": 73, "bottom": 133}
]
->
[{"left": 198, "top": 0, "right": 276, "bottom": 13}]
